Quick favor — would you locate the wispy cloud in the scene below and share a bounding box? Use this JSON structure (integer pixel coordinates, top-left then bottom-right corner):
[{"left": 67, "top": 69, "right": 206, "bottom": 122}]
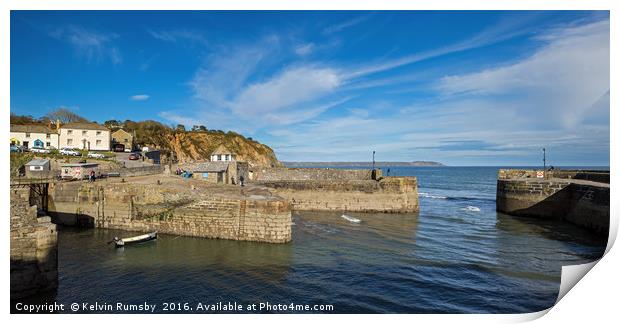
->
[
  {"left": 49, "top": 25, "right": 122, "bottom": 64},
  {"left": 437, "top": 19, "right": 610, "bottom": 128},
  {"left": 148, "top": 29, "right": 207, "bottom": 45},
  {"left": 345, "top": 13, "right": 547, "bottom": 79},
  {"left": 322, "top": 15, "right": 371, "bottom": 35},
  {"left": 294, "top": 43, "right": 315, "bottom": 56},
  {"left": 130, "top": 94, "right": 150, "bottom": 101}
]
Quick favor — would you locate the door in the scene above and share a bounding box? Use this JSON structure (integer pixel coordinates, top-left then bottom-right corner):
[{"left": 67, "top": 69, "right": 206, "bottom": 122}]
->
[{"left": 23, "top": 141, "right": 29, "bottom": 148}]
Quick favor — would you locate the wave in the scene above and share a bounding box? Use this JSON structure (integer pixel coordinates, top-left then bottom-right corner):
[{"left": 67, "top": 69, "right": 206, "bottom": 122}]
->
[
  {"left": 419, "top": 192, "right": 494, "bottom": 203},
  {"left": 418, "top": 192, "right": 448, "bottom": 199},
  {"left": 461, "top": 206, "right": 481, "bottom": 212}
]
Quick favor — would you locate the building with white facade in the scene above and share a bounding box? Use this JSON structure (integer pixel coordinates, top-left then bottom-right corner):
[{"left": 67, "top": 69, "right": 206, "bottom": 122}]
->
[
  {"left": 10, "top": 124, "right": 59, "bottom": 149},
  {"left": 210, "top": 145, "right": 236, "bottom": 162},
  {"left": 59, "top": 122, "right": 111, "bottom": 151}
]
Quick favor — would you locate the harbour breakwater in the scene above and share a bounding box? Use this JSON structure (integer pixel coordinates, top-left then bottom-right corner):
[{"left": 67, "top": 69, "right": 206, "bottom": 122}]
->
[
  {"left": 252, "top": 168, "right": 419, "bottom": 213},
  {"left": 10, "top": 187, "right": 58, "bottom": 299},
  {"left": 46, "top": 181, "right": 291, "bottom": 243},
  {"left": 496, "top": 169, "right": 610, "bottom": 235}
]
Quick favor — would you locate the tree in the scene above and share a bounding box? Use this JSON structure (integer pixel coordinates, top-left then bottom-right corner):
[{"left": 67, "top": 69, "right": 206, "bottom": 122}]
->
[
  {"left": 104, "top": 119, "right": 122, "bottom": 129},
  {"left": 10, "top": 113, "right": 38, "bottom": 125},
  {"left": 45, "top": 108, "right": 88, "bottom": 124},
  {"left": 175, "top": 124, "right": 186, "bottom": 132}
]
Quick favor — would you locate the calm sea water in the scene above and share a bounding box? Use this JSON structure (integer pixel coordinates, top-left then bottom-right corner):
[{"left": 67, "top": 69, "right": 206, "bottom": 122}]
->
[{"left": 16, "top": 167, "right": 607, "bottom": 313}]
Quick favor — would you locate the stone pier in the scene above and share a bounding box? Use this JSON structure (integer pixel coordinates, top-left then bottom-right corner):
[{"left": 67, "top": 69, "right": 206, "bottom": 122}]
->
[
  {"left": 252, "top": 168, "right": 419, "bottom": 213},
  {"left": 47, "top": 176, "right": 292, "bottom": 243},
  {"left": 10, "top": 187, "right": 58, "bottom": 299},
  {"left": 496, "top": 169, "right": 610, "bottom": 235}
]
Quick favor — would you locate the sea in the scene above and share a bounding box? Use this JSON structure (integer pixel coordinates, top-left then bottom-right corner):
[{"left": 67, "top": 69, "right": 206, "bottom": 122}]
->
[{"left": 14, "top": 166, "right": 608, "bottom": 313}]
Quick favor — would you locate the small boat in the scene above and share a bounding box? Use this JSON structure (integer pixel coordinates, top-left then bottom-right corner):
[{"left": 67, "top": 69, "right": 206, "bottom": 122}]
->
[
  {"left": 341, "top": 214, "right": 362, "bottom": 223},
  {"left": 111, "top": 232, "right": 157, "bottom": 248}
]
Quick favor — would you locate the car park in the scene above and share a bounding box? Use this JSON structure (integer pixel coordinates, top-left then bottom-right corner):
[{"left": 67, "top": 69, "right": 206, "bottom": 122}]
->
[
  {"left": 87, "top": 152, "right": 106, "bottom": 159},
  {"left": 59, "top": 148, "right": 81, "bottom": 156}
]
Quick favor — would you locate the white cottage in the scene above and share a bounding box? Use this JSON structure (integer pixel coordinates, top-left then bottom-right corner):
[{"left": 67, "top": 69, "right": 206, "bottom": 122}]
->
[
  {"left": 59, "top": 122, "right": 111, "bottom": 151},
  {"left": 210, "top": 145, "right": 236, "bottom": 162},
  {"left": 10, "top": 124, "right": 59, "bottom": 149}
]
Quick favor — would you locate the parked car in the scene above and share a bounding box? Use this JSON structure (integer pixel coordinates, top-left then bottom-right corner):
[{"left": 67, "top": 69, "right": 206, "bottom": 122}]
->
[
  {"left": 124, "top": 148, "right": 131, "bottom": 153},
  {"left": 87, "top": 152, "right": 106, "bottom": 159},
  {"left": 10, "top": 145, "right": 25, "bottom": 153},
  {"left": 59, "top": 148, "right": 81, "bottom": 156},
  {"left": 128, "top": 153, "right": 141, "bottom": 160},
  {"left": 30, "top": 147, "right": 51, "bottom": 154}
]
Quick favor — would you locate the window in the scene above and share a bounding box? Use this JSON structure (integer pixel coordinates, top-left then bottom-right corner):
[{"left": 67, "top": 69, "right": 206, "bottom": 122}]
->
[
  {"left": 218, "top": 155, "right": 222, "bottom": 161},
  {"left": 96, "top": 131, "right": 102, "bottom": 135},
  {"left": 67, "top": 139, "right": 73, "bottom": 145},
  {"left": 25, "top": 133, "right": 30, "bottom": 138},
  {"left": 82, "top": 130, "right": 87, "bottom": 135},
  {"left": 67, "top": 130, "right": 73, "bottom": 135},
  {"left": 46, "top": 133, "right": 51, "bottom": 139},
  {"left": 46, "top": 142, "right": 50, "bottom": 147},
  {"left": 96, "top": 140, "right": 102, "bottom": 145},
  {"left": 124, "top": 139, "right": 128, "bottom": 143}
]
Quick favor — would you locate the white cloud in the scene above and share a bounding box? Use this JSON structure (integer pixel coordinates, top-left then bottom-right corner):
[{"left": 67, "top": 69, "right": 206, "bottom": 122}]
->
[
  {"left": 49, "top": 25, "right": 121, "bottom": 64},
  {"left": 230, "top": 66, "right": 342, "bottom": 117},
  {"left": 323, "top": 15, "right": 371, "bottom": 35},
  {"left": 437, "top": 19, "right": 610, "bottom": 128},
  {"left": 294, "top": 43, "right": 315, "bottom": 56},
  {"left": 130, "top": 94, "right": 150, "bottom": 101},
  {"left": 148, "top": 29, "right": 207, "bottom": 45}
]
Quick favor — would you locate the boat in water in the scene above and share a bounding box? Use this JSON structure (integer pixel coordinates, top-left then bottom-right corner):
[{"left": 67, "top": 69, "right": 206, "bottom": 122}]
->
[
  {"left": 341, "top": 214, "right": 362, "bottom": 223},
  {"left": 111, "top": 232, "right": 157, "bottom": 248}
]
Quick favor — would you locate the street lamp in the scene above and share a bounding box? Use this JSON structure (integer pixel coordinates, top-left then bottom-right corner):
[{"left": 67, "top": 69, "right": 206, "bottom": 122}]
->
[
  {"left": 372, "top": 150, "right": 376, "bottom": 170},
  {"left": 543, "top": 148, "right": 546, "bottom": 178}
]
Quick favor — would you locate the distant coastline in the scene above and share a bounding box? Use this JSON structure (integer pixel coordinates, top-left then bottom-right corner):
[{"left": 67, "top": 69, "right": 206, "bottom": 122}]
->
[{"left": 283, "top": 161, "right": 445, "bottom": 167}]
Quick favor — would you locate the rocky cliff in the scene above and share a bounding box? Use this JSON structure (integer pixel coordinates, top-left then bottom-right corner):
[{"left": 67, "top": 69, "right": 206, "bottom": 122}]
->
[{"left": 157, "top": 131, "right": 280, "bottom": 167}]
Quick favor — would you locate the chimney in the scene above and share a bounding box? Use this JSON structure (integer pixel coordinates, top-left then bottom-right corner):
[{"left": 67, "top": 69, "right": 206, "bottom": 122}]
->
[{"left": 56, "top": 119, "right": 61, "bottom": 130}]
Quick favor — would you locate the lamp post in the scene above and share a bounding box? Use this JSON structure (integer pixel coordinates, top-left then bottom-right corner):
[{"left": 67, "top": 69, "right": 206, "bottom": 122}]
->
[
  {"left": 372, "top": 150, "right": 376, "bottom": 170},
  {"left": 543, "top": 148, "right": 546, "bottom": 179}
]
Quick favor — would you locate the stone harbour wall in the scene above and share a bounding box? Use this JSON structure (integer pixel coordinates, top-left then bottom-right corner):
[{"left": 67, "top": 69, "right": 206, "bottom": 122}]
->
[
  {"left": 259, "top": 177, "right": 419, "bottom": 213},
  {"left": 10, "top": 187, "right": 58, "bottom": 299},
  {"left": 496, "top": 178, "right": 609, "bottom": 234},
  {"left": 252, "top": 167, "right": 380, "bottom": 181},
  {"left": 47, "top": 182, "right": 291, "bottom": 243},
  {"left": 498, "top": 168, "right": 609, "bottom": 183}
]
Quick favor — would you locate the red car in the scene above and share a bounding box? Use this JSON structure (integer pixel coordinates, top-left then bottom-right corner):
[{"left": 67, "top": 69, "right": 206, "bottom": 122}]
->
[{"left": 128, "top": 153, "right": 141, "bottom": 160}]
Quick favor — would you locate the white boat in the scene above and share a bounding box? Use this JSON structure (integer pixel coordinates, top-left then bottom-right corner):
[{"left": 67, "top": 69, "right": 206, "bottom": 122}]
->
[
  {"left": 341, "top": 214, "right": 362, "bottom": 223},
  {"left": 111, "top": 232, "right": 157, "bottom": 248}
]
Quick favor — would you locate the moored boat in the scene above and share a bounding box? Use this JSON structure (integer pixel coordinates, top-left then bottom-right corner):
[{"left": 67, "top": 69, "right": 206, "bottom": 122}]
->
[
  {"left": 111, "top": 232, "right": 157, "bottom": 248},
  {"left": 341, "top": 214, "right": 362, "bottom": 223}
]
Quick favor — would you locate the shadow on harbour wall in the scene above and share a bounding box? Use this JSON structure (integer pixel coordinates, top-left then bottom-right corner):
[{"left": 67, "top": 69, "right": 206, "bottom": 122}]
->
[{"left": 497, "top": 179, "right": 610, "bottom": 239}]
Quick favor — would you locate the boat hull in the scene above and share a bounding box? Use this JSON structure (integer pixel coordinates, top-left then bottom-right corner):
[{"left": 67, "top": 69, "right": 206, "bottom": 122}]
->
[{"left": 114, "top": 232, "right": 157, "bottom": 248}]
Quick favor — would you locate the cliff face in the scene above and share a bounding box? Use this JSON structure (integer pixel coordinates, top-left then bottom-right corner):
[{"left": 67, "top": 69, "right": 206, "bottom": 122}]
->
[{"left": 160, "top": 132, "right": 280, "bottom": 167}]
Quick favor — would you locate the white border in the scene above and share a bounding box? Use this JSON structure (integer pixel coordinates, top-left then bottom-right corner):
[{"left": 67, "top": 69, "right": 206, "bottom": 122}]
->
[{"left": 2, "top": 1, "right": 617, "bottom": 323}]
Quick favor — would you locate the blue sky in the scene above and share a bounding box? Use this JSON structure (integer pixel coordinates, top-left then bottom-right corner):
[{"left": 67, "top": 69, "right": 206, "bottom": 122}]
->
[{"left": 10, "top": 11, "right": 610, "bottom": 165}]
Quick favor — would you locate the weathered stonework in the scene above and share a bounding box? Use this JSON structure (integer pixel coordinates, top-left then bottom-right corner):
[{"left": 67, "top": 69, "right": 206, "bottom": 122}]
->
[
  {"left": 258, "top": 177, "right": 419, "bottom": 213},
  {"left": 496, "top": 172, "right": 610, "bottom": 235},
  {"left": 47, "top": 181, "right": 291, "bottom": 243},
  {"left": 10, "top": 187, "right": 58, "bottom": 299},
  {"left": 252, "top": 167, "right": 380, "bottom": 181}
]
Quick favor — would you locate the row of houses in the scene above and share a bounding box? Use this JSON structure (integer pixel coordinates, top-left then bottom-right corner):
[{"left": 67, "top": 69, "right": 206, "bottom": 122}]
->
[{"left": 10, "top": 122, "right": 134, "bottom": 152}]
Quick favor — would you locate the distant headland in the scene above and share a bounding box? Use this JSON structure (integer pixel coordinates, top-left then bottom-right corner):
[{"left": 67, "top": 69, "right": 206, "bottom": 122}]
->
[{"left": 283, "top": 161, "right": 445, "bottom": 167}]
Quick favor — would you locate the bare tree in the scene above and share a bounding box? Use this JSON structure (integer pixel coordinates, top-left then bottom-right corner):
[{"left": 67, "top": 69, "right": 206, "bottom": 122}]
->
[{"left": 46, "top": 108, "right": 88, "bottom": 124}]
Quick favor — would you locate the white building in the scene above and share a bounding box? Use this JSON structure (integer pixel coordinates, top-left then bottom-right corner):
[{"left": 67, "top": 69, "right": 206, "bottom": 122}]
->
[
  {"left": 10, "top": 124, "right": 59, "bottom": 149},
  {"left": 210, "top": 145, "right": 236, "bottom": 162},
  {"left": 59, "top": 122, "right": 111, "bottom": 151}
]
